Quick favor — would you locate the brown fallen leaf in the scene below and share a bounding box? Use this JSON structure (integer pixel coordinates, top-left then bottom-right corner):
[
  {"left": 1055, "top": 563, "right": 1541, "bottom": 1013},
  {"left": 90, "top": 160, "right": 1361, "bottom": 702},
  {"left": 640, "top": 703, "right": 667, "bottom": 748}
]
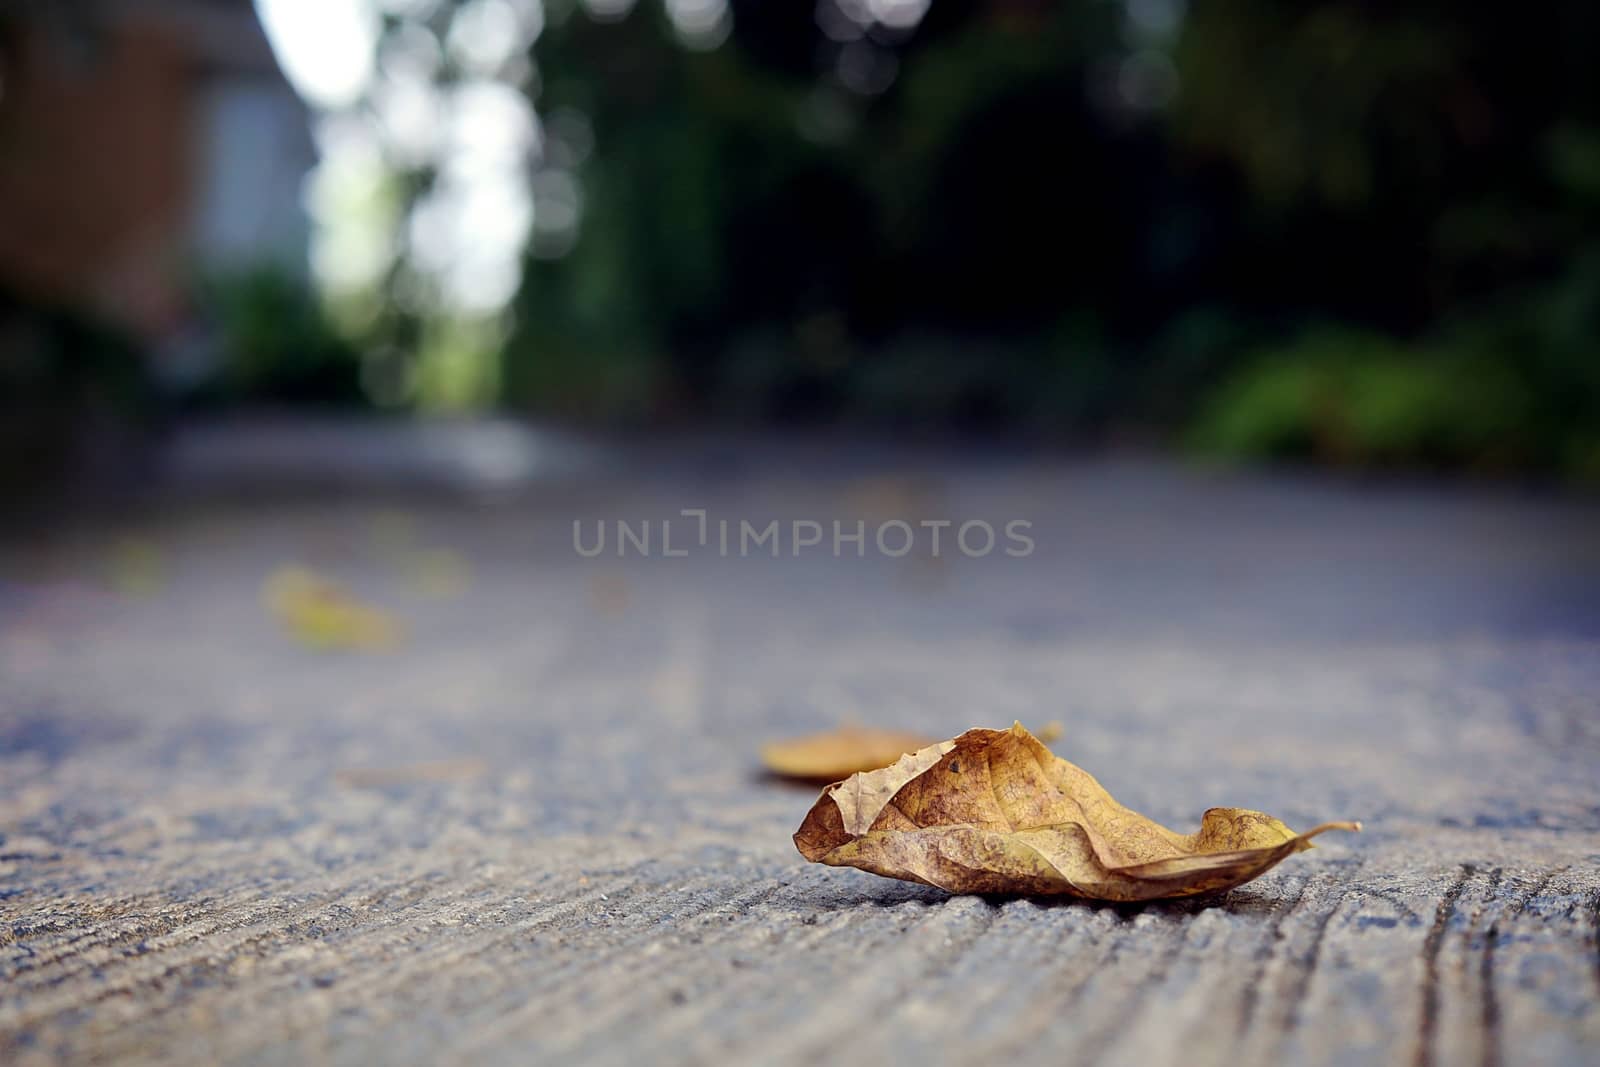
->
[
  {"left": 794, "top": 722, "right": 1359, "bottom": 900},
  {"left": 762, "top": 726, "right": 937, "bottom": 782}
]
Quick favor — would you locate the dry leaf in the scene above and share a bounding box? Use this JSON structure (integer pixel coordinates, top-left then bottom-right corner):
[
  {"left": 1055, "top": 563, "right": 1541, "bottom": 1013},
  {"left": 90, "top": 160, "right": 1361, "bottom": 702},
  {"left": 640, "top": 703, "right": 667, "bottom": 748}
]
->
[
  {"left": 794, "top": 723, "right": 1359, "bottom": 900},
  {"left": 263, "top": 566, "right": 401, "bottom": 650},
  {"left": 763, "top": 726, "right": 937, "bottom": 782}
]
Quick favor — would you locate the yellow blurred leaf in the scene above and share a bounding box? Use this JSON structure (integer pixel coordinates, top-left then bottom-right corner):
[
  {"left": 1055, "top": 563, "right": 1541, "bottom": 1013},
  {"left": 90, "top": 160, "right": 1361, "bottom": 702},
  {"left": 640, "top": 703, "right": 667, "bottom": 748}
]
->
[
  {"left": 794, "top": 723, "right": 1359, "bottom": 900},
  {"left": 762, "top": 726, "right": 937, "bottom": 782},
  {"left": 263, "top": 566, "right": 401, "bottom": 650},
  {"left": 107, "top": 538, "right": 164, "bottom": 597}
]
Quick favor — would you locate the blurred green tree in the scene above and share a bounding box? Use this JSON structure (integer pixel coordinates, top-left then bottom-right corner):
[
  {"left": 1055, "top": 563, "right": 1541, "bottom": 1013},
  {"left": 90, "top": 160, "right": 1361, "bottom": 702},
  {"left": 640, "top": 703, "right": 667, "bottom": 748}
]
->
[{"left": 337, "top": 0, "right": 1598, "bottom": 475}]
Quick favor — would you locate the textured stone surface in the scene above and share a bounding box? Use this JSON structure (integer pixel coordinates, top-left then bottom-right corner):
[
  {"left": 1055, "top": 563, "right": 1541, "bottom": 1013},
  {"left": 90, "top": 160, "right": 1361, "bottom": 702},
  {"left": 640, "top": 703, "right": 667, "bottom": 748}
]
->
[{"left": 2, "top": 448, "right": 1598, "bottom": 1065}]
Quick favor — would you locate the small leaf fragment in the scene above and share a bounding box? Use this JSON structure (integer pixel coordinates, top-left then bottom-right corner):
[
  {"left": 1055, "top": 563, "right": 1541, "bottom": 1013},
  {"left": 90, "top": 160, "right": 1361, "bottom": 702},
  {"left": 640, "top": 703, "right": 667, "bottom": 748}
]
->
[
  {"left": 794, "top": 723, "right": 1360, "bottom": 900},
  {"left": 762, "top": 726, "right": 938, "bottom": 782},
  {"left": 264, "top": 566, "right": 401, "bottom": 650}
]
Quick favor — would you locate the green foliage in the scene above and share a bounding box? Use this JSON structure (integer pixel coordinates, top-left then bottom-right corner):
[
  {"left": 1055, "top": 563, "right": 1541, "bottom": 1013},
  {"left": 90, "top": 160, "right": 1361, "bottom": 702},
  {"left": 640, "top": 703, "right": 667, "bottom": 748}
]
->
[
  {"left": 1192, "top": 332, "right": 1506, "bottom": 469},
  {"left": 1174, "top": 1, "right": 1465, "bottom": 208},
  {"left": 1186, "top": 95, "right": 1600, "bottom": 480},
  {"left": 1187, "top": 306, "right": 1600, "bottom": 479},
  {"left": 200, "top": 266, "right": 365, "bottom": 407},
  {"left": 358, "top": 0, "right": 1600, "bottom": 479}
]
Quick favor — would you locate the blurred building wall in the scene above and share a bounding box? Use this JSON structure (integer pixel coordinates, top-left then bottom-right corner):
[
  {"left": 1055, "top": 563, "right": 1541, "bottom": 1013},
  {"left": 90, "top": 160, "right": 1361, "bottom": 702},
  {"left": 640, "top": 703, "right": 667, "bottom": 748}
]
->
[
  {"left": 0, "top": 0, "right": 312, "bottom": 342},
  {"left": 192, "top": 79, "right": 312, "bottom": 272}
]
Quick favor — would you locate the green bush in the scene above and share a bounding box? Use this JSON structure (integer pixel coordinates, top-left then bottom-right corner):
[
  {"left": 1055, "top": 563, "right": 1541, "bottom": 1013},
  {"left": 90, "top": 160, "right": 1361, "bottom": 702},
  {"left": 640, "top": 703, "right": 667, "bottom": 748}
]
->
[
  {"left": 1188, "top": 328, "right": 1531, "bottom": 472},
  {"left": 199, "top": 266, "right": 366, "bottom": 407}
]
